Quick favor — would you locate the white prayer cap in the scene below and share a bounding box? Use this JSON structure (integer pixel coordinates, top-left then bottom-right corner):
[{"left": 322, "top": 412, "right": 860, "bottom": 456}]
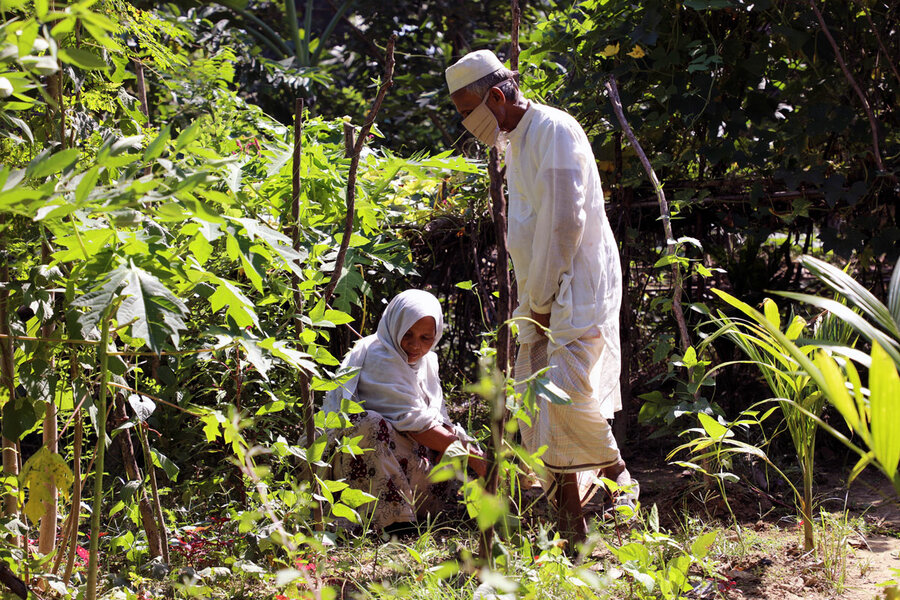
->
[{"left": 445, "top": 50, "right": 505, "bottom": 94}]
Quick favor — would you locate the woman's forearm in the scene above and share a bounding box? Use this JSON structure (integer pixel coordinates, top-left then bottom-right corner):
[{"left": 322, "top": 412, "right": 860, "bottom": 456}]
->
[
  {"left": 408, "top": 425, "right": 487, "bottom": 478},
  {"left": 408, "top": 424, "right": 457, "bottom": 452}
]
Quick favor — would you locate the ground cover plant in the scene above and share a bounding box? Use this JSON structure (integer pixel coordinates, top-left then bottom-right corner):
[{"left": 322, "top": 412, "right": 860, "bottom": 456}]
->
[{"left": 0, "top": 0, "right": 898, "bottom": 599}]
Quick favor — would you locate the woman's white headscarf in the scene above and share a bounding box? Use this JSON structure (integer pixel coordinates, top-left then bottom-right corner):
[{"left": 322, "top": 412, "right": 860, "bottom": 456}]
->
[{"left": 323, "top": 289, "right": 460, "bottom": 435}]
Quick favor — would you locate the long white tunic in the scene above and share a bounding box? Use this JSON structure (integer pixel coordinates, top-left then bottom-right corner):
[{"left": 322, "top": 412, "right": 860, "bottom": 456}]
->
[{"left": 505, "top": 102, "right": 623, "bottom": 418}]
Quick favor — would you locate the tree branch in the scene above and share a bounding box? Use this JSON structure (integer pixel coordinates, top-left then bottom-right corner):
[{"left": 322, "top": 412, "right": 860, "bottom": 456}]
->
[
  {"left": 322, "top": 35, "right": 396, "bottom": 306},
  {"left": 809, "top": 0, "right": 885, "bottom": 173},
  {"left": 605, "top": 75, "right": 691, "bottom": 353},
  {"left": 480, "top": 0, "right": 519, "bottom": 565}
]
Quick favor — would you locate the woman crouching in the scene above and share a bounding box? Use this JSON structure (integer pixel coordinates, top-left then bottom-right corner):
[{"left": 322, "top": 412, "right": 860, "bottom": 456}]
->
[{"left": 321, "top": 289, "right": 486, "bottom": 531}]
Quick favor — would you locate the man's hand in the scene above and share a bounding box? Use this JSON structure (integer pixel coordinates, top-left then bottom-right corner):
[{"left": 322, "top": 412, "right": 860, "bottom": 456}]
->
[{"left": 531, "top": 310, "right": 550, "bottom": 336}]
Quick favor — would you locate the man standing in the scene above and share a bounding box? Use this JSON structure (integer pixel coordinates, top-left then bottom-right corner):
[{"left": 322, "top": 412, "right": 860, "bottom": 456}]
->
[{"left": 445, "top": 50, "right": 633, "bottom": 542}]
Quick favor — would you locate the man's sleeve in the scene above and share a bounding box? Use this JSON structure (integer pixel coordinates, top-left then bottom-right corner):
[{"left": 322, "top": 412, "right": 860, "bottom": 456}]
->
[{"left": 525, "top": 122, "right": 589, "bottom": 314}]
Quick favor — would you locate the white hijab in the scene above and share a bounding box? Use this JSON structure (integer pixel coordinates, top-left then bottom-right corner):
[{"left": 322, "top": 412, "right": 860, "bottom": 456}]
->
[{"left": 323, "top": 289, "right": 454, "bottom": 434}]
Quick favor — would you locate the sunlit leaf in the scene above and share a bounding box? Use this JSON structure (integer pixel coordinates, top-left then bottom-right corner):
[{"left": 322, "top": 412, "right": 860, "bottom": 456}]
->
[{"left": 870, "top": 342, "right": 900, "bottom": 479}]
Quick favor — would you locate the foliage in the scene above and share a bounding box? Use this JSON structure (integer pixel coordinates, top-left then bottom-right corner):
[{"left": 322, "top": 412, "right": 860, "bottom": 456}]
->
[
  {"left": 700, "top": 295, "right": 830, "bottom": 551},
  {"left": 605, "top": 505, "right": 720, "bottom": 600},
  {"left": 708, "top": 268, "right": 900, "bottom": 494}
]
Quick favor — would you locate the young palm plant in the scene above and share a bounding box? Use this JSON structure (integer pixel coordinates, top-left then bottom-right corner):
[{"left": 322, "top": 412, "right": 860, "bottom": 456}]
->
[{"left": 702, "top": 298, "right": 841, "bottom": 551}]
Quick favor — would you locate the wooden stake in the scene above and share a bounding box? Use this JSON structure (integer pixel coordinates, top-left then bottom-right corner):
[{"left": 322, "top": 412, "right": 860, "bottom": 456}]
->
[{"left": 480, "top": 0, "right": 519, "bottom": 563}]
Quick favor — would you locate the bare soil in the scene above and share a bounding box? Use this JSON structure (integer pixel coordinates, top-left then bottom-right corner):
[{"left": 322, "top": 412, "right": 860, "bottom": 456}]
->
[{"left": 626, "top": 452, "right": 900, "bottom": 600}]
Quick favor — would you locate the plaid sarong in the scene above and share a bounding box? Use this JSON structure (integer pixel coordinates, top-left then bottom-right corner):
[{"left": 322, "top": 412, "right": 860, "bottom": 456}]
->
[{"left": 515, "top": 336, "right": 621, "bottom": 504}]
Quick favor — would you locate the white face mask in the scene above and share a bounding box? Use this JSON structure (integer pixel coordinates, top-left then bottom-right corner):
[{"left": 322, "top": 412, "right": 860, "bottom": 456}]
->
[{"left": 462, "top": 90, "right": 501, "bottom": 147}]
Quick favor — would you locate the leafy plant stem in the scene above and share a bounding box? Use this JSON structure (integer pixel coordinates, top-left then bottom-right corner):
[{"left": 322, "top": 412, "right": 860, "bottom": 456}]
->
[
  {"left": 290, "top": 96, "right": 321, "bottom": 526},
  {"left": 604, "top": 74, "right": 691, "bottom": 356},
  {"left": 61, "top": 414, "right": 82, "bottom": 583},
  {"left": 86, "top": 308, "right": 112, "bottom": 600},
  {"left": 0, "top": 233, "right": 19, "bottom": 521},
  {"left": 38, "top": 275, "right": 59, "bottom": 558}
]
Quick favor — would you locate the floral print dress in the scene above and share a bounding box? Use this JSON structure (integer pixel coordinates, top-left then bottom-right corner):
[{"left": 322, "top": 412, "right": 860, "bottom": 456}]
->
[{"left": 328, "top": 410, "right": 454, "bottom": 530}]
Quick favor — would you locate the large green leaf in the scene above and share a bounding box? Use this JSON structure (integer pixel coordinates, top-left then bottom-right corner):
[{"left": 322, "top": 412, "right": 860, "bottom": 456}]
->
[
  {"left": 799, "top": 255, "right": 900, "bottom": 339},
  {"left": 203, "top": 273, "right": 260, "bottom": 329},
  {"left": 870, "top": 342, "right": 900, "bottom": 480},
  {"left": 27, "top": 148, "right": 79, "bottom": 178},
  {"left": 888, "top": 257, "right": 900, "bottom": 332},
  {"left": 115, "top": 262, "right": 188, "bottom": 352},
  {"left": 58, "top": 48, "right": 107, "bottom": 70},
  {"left": 777, "top": 291, "right": 900, "bottom": 367}
]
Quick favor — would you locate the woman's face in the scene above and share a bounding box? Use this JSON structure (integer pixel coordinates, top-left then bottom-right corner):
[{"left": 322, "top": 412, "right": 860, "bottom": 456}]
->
[{"left": 400, "top": 316, "right": 436, "bottom": 364}]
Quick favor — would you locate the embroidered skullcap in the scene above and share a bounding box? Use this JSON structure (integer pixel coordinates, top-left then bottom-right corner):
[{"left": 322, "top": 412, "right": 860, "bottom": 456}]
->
[{"left": 445, "top": 49, "right": 505, "bottom": 94}]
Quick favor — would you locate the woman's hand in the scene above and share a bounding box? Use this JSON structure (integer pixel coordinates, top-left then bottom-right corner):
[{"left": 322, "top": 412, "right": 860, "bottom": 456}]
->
[
  {"left": 409, "top": 426, "right": 487, "bottom": 478},
  {"left": 467, "top": 450, "right": 488, "bottom": 478}
]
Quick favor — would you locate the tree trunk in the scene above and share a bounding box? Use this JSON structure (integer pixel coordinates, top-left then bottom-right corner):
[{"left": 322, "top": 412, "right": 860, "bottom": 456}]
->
[
  {"left": 0, "top": 231, "right": 19, "bottom": 521},
  {"left": 112, "top": 396, "right": 164, "bottom": 558}
]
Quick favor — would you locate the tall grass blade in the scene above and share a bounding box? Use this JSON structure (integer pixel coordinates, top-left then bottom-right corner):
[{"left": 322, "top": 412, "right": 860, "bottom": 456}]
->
[
  {"left": 776, "top": 291, "right": 900, "bottom": 366},
  {"left": 813, "top": 351, "right": 861, "bottom": 434}
]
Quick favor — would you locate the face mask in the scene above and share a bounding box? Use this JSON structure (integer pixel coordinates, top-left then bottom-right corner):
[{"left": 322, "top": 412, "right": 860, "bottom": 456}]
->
[{"left": 462, "top": 91, "right": 501, "bottom": 147}]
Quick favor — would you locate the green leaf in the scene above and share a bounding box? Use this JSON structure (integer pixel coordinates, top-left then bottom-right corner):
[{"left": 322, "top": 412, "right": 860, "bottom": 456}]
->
[
  {"left": 174, "top": 119, "right": 203, "bottom": 151},
  {"left": 114, "top": 262, "right": 188, "bottom": 352},
  {"left": 323, "top": 309, "right": 353, "bottom": 325},
  {"left": 206, "top": 275, "right": 259, "bottom": 329},
  {"left": 27, "top": 148, "right": 79, "bottom": 178},
  {"left": 533, "top": 376, "right": 571, "bottom": 405},
  {"left": 20, "top": 447, "right": 74, "bottom": 524},
  {"left": 143, "top": 125, "right": 172, "bottom": 162},
  {"left": 814, "top": 351, "right": 860, "bottom": 433},
  {"left": 870, "top": 342, "right": 900, "bottom": 479},
  {"left": 338, "top": 488, "right": 376, "bottom": 508},
  {"left": 58, "top": 48, "right": 107, "bottom": 70},
  {"left": 74, "top": 165, "right": 101, "bottom": 205},
  {"left": 120, "top": 479, "right": 142, "bottom": 503},
  {"left": 762, "top": 298, "right": 781, "bottom": 330},
  {"left": 888, "top": 256, "right": 900, "bottom": 331},
  {"left": 150, "top": 447, "right": 180, "bottom": 480},
  {"left": 648, "top": 503, "right": 659, "bottom": 533},
  {"left": 127, "top": 393, "right": 156, "bottom": 422},
  {"left": 690, "top": 530, "right": 718, "bottom": 559},
  {"left": 785, "top": 315, "right": 806, "bottom": 341},
  {"left": 697, "top": 412, "right": 728, "bottom": 439},
  {"left": 681, "top": 346, "right": 698, "bottom": 368},
  {"left": 456, "top": 280, "right": 474, "bottom": 290},
  {"left": 1, "top": 0, "right": 28, "bottom": 11},
  {"left": 330, "top": 502, "right": 358, "bottom": 523},
  {"left": 2, "top": 399, "right": 42, "bottom": 441},
  {"left": 799, "top": 255, "right": 900, "bottom": 339}
]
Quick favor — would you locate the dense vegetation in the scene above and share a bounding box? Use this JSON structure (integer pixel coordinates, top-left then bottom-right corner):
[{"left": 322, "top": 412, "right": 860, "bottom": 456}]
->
[{"left": 0, "top": 0, "right": 897, "bottom": 599}]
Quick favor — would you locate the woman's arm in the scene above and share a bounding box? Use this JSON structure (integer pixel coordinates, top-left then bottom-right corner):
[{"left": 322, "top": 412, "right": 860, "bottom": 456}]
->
[{"left": 409, "top": 425, "right": 487, "bottom": 478}]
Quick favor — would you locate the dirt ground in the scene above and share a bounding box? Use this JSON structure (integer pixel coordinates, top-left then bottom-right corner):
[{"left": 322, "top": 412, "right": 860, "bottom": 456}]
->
[{"left": 628, "top": 452, "right": 900, "bottom": 600}]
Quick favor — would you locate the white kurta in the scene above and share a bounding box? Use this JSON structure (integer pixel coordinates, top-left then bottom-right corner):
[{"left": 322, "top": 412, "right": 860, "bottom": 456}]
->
[{"left": 505, "top": 102, "right": 623, "bottom": 419}]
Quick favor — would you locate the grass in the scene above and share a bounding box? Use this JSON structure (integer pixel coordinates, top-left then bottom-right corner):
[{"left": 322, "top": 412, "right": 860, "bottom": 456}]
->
[{"left": 92, "top": 497, "right": 880, "bottom": 600}]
